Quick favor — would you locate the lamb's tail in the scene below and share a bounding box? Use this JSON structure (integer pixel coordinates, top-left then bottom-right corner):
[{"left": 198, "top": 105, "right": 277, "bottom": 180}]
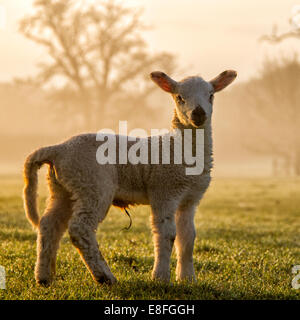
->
[{"left": 23, "top": 146, "right": 58, "bottom": 230}]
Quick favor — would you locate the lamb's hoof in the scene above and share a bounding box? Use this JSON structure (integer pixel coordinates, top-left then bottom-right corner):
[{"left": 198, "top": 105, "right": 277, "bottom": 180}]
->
[
  {"left": 152, "top": 271, "right": 170, "bottom": 283},
  {"left": 36, "top": 279, "right": 51, "bottom": 287},
  {"left": 95, "top": 274, "right": 117, "bottom": 285}
]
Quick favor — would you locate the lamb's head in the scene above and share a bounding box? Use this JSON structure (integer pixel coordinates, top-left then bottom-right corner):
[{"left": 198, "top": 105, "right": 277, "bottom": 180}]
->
[{"left": 150, "top": 70, "right": 237, "bottom": 128}]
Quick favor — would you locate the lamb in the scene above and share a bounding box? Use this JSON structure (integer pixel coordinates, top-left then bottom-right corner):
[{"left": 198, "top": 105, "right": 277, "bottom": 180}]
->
[{"left": 23, "top": 70, "right": 237, "bottom": 286}]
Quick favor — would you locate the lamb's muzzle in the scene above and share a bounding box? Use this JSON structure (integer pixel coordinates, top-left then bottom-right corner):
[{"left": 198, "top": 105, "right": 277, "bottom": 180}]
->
[{"left": 190, "top": 106, "right": 207, "bottom": 127}]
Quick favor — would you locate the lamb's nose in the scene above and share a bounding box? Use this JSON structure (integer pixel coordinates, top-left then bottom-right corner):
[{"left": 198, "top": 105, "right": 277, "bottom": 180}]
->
[{"left": 191, "top": 106, "right": 207, "bottom": 126}]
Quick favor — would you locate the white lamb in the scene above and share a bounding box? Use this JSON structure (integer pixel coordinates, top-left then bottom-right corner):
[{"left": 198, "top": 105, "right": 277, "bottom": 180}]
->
[{"left": 23, "top": 70, "right": 237, "bottom": 286}]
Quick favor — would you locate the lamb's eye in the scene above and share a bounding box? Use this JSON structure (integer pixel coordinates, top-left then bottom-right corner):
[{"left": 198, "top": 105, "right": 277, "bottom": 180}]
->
[
  {"left": 209, "top": 93, "right": 214, "bottom": 103},
  {"left": 176, "top": 95, "right": 185, "bottom": 104}
]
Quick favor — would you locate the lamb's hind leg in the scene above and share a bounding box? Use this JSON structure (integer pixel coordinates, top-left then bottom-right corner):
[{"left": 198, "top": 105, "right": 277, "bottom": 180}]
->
[
  {"left": 150, "top": 201, "right": 177, "bottom": 282},
  {"left": 68, "top": 188, "right": 116, "bottom": 285},
  {"left": 175, "top": 203, "right": 197, "bottom": 282},
  {"left": 35, "top": 168, "right": 73, "bottom": 286}
]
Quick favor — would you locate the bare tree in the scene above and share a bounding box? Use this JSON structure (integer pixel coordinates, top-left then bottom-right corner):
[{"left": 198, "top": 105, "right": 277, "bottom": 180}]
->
[
  {"left": 257, "top": 6, "right": 300, "bottom": 175},
  {"left": 259, "top": 6, "right": 300, "bottom": 43},
  {"left": 19, "top": 0, "right": 176, "bottom": 130},
  {"left": 237, "top": 57, "right": 300, "bottom": 176}
]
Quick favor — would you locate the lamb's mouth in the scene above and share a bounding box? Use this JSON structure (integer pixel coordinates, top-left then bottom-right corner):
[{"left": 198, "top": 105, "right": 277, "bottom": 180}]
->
[{"left": 191, "top": 119, "right": 206, "bottom": 128}]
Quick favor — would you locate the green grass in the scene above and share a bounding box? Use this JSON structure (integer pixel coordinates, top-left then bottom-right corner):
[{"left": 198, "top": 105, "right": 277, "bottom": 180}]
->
[{"left": 0, "top": 173, "right": 300, "bottom": 300}]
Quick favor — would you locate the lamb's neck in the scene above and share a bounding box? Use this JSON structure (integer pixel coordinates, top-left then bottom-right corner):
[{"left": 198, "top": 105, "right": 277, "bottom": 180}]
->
[{"left": 171, "top": 109, "right": 213, "bottom": 174}]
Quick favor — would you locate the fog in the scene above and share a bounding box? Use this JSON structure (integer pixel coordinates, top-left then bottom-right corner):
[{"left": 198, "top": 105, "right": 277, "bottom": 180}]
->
[{"left": 0, "top": 0, "right": 299, "bottom": 177}]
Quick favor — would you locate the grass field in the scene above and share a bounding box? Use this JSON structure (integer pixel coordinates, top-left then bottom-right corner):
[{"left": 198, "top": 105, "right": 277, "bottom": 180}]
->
[{"left": 0, "top": 173, "right": 300, "bottom": 300}]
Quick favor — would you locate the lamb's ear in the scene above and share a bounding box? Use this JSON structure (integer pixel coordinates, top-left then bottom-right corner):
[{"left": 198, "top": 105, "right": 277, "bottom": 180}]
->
[
  {"left": 150, "top": 71, "right": 177, "bottom": 93},
  {"left": 210, "top": 70, "right": 237, "bottom": 92}
]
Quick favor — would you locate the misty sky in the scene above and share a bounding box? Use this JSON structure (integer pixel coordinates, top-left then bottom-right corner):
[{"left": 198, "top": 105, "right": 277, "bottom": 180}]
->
[{"left": 0, "top": 0, "right": 299, "bottom": 82}]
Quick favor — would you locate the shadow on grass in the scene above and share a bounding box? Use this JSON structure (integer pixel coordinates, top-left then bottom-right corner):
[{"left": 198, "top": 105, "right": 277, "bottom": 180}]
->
[
  {"left": 201, "top": 227, "right": 300, "bottom": 248},
  {"left": 104, "top": 279, "right": 245, "bottom": 300},
  {"left": 0, "top": 229, "right": 36, "bottom": 241},
  {"left": 107, "top": 255, "right": 235, "bottom": 299}
]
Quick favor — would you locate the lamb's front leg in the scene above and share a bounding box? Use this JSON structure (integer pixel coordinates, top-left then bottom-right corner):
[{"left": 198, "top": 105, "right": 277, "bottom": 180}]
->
[
  {"left": 175, "top": 204, "right": 197, "bottom": 282},
  {"left": 150, "top": 202, "right": 177, "bottom": 282}
]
